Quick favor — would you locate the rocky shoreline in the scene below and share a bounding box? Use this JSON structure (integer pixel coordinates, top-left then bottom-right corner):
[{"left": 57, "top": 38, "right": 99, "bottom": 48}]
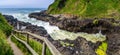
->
[
  {"left": 3, "top": 15, "right": 49, "bottom": 37},
  {"left": 3, "top": 11, "right": 120, "bottom": 55},
  {"left": 29, "top": 11, "right": 120, "bottom": 55}
]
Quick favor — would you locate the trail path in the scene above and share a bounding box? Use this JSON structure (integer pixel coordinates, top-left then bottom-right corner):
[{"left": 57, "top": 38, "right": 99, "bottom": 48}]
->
[{"left": 7, "top": 36, "right": 24, "bottom": 55}]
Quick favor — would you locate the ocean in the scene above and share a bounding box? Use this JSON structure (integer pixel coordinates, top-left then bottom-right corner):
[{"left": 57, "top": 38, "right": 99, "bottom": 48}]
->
[
  {"left": 0, "top": 8, "right": 59, "bottom": 34},
  {"left": 0, "top": 8, "right": 45, "bottom": 14}
]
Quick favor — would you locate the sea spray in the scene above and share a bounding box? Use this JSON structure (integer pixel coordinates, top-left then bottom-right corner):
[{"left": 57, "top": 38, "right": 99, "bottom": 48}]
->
[{"left": 50, "top": 30, "right": 106, "bottom": 43}]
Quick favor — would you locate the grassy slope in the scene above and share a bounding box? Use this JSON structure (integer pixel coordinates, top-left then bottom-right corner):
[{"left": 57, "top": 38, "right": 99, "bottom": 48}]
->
[
  {"left": 47, "top": 0, "right": 120, "bottom": 19},
  {"left": 0, "top": 13, "right": 12, "bottom": 36},
  {"left": 0, "top": 13, "right": 13, "bottom": 55}
]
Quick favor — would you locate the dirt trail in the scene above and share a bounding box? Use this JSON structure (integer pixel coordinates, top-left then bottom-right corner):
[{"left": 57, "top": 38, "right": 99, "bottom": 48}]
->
[{"left": 7, "top": 36, "right": 24, "bottom": 55}]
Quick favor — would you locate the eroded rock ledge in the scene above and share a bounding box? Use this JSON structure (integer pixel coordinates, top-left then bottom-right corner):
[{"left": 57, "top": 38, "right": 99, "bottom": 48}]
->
[{"left": 29, "top": 11, "right": 120, "bottom": 33}]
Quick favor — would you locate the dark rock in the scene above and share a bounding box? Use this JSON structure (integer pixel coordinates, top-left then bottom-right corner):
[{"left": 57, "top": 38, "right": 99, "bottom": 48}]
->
[
  {"left": 73, "top": 37, "right": 96, "bottom": 55},
  {"left": 107, "top": 33, "right": 120, "bottom": 55},
  {"left": 29, "top": 10, "right": 53, "bottom": 22},
  {"left": 58, "top": 37, "right": 97, "bottom": 55},
  {"left": 3, "top": 15, "right": 18, "bottom": 27},
  {"left": 25, "top": 25, "right": 47, "bottom": 36}
]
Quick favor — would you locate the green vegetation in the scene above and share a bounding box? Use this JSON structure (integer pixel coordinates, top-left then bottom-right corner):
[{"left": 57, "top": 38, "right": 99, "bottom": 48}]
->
[
  {"left": 93, "top": 19, "right": 99, "bottom": 25},
  {"left": 14, "top": 33, "right": 52, "bottom": 55},
  {"left": 0, "top": 13, "right": 12, "bottom": 36},
  {"left": 95, "top": 41, "right": 108, "bottom": 55},
  {"left": 47, "top": 0, "right": 120, "bottom": 19},
  {"left": 0, "top": 14, "right": 13, "bottom": 55},
  {"left": 0, "top": 30, "right": 13, "bottom": 55},
  {"left": 60, "top": 41, "right": 74, "bottom": 47}
]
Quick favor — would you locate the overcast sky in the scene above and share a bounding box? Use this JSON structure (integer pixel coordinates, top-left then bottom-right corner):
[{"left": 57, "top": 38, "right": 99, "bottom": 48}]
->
[{"left": 0, "top": 0, "right": 54, "bottom": 8}]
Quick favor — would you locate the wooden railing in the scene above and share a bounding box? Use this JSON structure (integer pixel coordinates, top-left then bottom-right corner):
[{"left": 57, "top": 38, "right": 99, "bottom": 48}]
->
[
  {"left": 12, "top": 30, "right": 62, "bottom": 55},
  {"left": 12, "top": 34, "right": 38, "bottom": 55}
]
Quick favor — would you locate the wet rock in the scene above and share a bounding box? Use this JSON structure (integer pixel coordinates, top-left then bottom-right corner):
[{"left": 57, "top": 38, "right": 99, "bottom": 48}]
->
[
  {"left": 73, "top": 37, "right": 96, "bottom": 55},
  {"left": 29, "top": 10, "right": 54, "bottom": 22},
  {"left": 3, "top": 15, "right": 18, "bottom": 27},
  {"left": 58, "top": 37, "right": 97, "bottom": 55},
  {"left": 107, "top": 33, "right": 120, "bottom": 55},
  {"left": 25, "top": 25, "right": 47, "bottom": 36}
]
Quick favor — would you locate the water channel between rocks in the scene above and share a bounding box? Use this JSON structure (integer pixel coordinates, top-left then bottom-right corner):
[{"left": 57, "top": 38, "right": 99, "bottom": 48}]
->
[{"left": 3, "top": 9, "right": 106, "bottom": 43}]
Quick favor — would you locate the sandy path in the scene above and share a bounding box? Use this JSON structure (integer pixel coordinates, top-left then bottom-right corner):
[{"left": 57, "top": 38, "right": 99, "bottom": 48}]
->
[{"left": 7, "top": 36, "right": 24, "bottom": 55}]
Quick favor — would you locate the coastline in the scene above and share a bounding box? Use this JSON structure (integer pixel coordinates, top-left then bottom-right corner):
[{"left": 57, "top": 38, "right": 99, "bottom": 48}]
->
[{"left": 3, "top": 10, "right": 120, "bottom": 55}]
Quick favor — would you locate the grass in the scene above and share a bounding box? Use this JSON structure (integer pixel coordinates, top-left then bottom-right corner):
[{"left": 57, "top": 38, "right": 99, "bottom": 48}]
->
[
  {"left": 0, "top": 30, "right": 13, "bottom": 55},
  {"left": 0, "top": 14, "right": 13, "bottom": 55},
  {"left": 14, "top": 33, "right": 52, "bottom": 55},
  {"left": 47, "top": 0, "right": 120, "bottom": 19},
  {"left": 0, "top": 13, "right": 12, "bottom": 36}
]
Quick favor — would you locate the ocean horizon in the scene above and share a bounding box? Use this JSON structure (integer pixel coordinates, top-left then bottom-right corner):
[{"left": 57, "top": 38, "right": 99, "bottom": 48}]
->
[{"left": 0, "top": 8, "right": 46, "bottom": 14}]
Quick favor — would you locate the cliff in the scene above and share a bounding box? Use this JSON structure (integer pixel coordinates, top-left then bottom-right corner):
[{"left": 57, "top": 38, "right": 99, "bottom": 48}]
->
[{"left": 47, "top": 0, "right": 120, "bottom": 19}]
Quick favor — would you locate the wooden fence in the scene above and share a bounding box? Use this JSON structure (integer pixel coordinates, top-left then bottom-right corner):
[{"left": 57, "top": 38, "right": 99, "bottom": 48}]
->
[{"left": 12, "top": 30, "right": 62, "bottom": 55}]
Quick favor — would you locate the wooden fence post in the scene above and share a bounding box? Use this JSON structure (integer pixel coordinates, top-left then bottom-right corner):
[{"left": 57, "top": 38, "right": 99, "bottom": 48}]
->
[
  {"left": 27, "top": 34, "right": 29, "bottom": 44},
  {"left": 42, "top": 42, "right": 46, "bottom": 55}
]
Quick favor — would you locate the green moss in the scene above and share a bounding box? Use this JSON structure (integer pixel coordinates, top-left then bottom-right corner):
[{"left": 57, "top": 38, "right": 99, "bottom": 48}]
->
[
  {"left": 93, "top": 19, "right": 99, "bottom": 25},
  {"left": 112, "top": 22, "right": 120, "bottom": 26},
  {"left": 47, "top": 0, "right": 120, "bottom": 19},
  {"left": 60, "top": 41, "right": 74, "bottom": 47},
  {"left": 95, "top": 41, "right": 108, "bottom": 55}
]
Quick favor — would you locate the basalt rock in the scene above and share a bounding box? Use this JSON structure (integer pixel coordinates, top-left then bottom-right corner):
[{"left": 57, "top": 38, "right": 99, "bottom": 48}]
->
[
  {"left": 54, "top": 37, "right": 98, "bottom": 55},
  {"left": 26, "top": 25, "right": 47, "bottom": 36},
  {"left": 28, "top": 12, "right": 120, "bottom": 34},
  {"left": 29, "top": 10, "right": 54, "bottom": 22},
  {"left": 106, "top": 32, "right": 120, "bottom": 55}
]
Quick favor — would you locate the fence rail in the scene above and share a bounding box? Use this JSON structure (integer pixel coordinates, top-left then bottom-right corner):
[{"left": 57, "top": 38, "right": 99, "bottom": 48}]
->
[
  {"left": 13, "top": 30, "right": 62, "bottom": 55},
  {"left": 12, "top": 34, "right": 38, "bottom": 55}
]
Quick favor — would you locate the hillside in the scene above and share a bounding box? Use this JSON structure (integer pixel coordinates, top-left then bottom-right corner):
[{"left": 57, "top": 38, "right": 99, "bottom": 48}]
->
[
  {"left": 47, "top": 0, "right": 120, "bottom": 19},
  {"left": 0, "top": 13, "right": 13, "bottom": 55}
]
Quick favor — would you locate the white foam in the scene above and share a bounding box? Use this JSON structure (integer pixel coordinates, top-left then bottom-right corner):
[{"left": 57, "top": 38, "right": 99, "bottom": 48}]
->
[{"left": 6, "top": 13, "right": 59, "bottom": 34}]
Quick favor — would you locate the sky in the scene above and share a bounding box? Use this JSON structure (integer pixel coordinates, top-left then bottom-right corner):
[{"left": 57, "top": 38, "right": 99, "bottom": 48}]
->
[{"left": 0, "top": 0, "right": 54, "bottom": 8}]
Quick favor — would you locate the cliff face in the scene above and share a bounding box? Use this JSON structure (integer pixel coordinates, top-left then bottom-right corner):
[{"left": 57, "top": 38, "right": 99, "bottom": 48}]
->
[{"left": 47, "top": 0, "right": 120, "bottom": 19}]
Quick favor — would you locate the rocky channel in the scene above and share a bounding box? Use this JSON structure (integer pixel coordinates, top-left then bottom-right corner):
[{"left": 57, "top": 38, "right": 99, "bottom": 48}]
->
[{"left": 3, "top": 11, "right": 120, "bottom": 55}]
